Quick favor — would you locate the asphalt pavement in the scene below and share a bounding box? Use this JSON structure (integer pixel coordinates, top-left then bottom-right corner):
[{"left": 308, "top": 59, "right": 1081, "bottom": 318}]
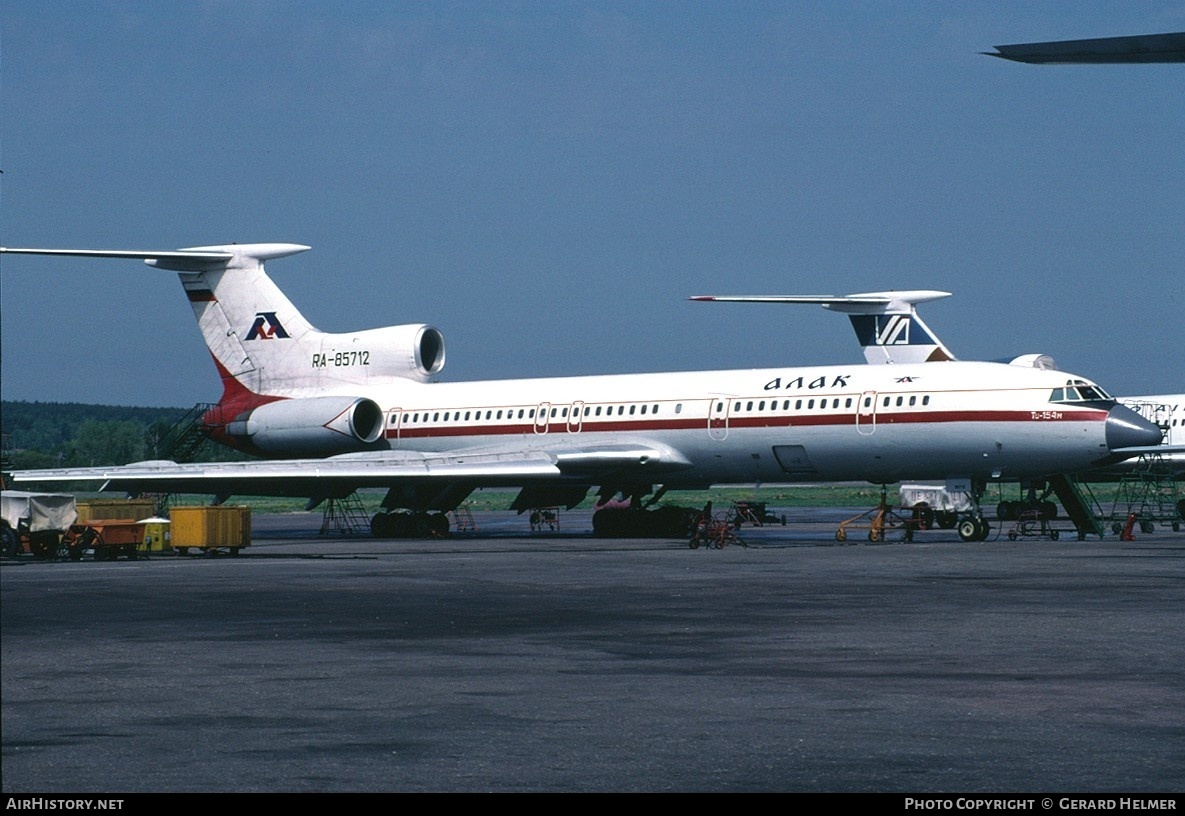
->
[{"left": 2, "top": 509, "right": 1183, "bottom": 793}]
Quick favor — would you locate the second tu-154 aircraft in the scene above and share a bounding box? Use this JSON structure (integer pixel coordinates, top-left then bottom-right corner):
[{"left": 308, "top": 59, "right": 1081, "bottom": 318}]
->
[
  {"left": 1, "top": 243, "right": 1166, "bottom": 540},
  {"left": 694, "top": 289, "right": 1183, "bottom": 480}
]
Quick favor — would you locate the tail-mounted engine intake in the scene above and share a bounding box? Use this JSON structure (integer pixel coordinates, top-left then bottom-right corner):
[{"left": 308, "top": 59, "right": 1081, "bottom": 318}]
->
[
  {"left": 1003, "top": 354, "right": 1058, "bottom": 371},
  {"left": 225, "top": 396, "right": 385, "bottom": 456},
  {"left": 314, "top": 323, "right": 445, "bottom": 384}
]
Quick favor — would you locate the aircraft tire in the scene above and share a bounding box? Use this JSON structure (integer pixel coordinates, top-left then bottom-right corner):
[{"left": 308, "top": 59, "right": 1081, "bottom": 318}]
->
[
  {"left": 957, "top": 518, "right": 980, "bottom": 542},
  {"left": 370, "top": 513, "right": 394, "bottom": 538}
]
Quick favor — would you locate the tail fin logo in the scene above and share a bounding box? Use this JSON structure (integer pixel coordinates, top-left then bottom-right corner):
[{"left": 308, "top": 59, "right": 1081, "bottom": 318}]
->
[
  {"left": 875, "top": 315, "right": 911, "bottom": 346},
  {"left": 244, "top": 312, "right": 291, "bottom": 340}
]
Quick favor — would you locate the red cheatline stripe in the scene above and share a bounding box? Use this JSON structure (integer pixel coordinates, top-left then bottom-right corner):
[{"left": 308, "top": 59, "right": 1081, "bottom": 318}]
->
[{"left": 386, "top": 409, "right": 1106, "bottom": 440}]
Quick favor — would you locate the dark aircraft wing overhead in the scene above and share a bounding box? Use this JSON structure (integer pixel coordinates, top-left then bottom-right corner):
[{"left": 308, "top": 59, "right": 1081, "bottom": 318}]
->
[{"left": 985, "top": 32, "right": 1185, "bottom": 64}]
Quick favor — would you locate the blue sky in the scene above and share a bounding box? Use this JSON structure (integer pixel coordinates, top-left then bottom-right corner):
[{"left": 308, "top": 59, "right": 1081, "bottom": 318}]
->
[{"left": 2, "top": 1, "right": 1182, "bottom": 408}]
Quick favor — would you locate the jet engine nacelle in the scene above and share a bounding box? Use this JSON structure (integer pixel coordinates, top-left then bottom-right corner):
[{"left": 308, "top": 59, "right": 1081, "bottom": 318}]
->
[
  {"left": 226, "top": 396, "right": 386, "bottom": 456},
  {"left": 314, "top": 323, "right": 446, "bottom": 384},
  {"left": 1003, "top": 353, "right": 1058, "bottom": 371}
]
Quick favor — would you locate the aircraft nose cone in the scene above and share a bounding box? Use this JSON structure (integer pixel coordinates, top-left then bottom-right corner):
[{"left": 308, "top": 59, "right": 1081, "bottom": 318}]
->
[{"left": 1105, "top": 404, "right": 1164, "bottom": 451}]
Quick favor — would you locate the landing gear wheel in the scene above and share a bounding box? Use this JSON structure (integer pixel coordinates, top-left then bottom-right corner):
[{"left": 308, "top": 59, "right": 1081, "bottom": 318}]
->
[
  {"left": 835, "top": 529, "right": 847, "bottom": 542},
  {"left": 370, "top": 513, "right": 393, "bottom": 538},
  {"left": 958, "top": 518, "right": 980, "bottom": 542},
  {"left": 958, "top": 516, "right": 989, "bottom": 542}
]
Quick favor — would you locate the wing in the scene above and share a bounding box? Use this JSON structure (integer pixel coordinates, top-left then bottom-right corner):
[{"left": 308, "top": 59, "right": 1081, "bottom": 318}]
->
[
  {"left": 8, "top": 440, "right": 694, "bottom": 510},
  {"left": 984, "top": 32, "right": 1185, "bottom": 64}
]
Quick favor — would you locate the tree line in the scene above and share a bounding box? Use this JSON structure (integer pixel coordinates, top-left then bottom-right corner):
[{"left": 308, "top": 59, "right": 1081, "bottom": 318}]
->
[{"left": 1, "top": 401, "right": 244, "bottom": 469}]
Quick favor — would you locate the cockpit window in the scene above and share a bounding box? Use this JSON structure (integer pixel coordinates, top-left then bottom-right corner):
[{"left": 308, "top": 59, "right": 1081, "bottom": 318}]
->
[{"left": 1051, "top": 381, "right": 1114, "bottom": 405}]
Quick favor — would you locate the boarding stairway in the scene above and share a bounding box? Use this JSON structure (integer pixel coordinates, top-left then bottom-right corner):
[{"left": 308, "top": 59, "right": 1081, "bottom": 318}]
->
[
  {"left": 154, "top": 403, "right": 219, "bottom": 463},
  {"left": 1046, "top": 475, "right": 1105, "bottom": 540}
]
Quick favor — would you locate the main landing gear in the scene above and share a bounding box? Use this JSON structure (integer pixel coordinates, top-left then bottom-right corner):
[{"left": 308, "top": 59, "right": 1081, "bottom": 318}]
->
[{"left": 370, "top": 511, "right": 450, "bottom": 539}]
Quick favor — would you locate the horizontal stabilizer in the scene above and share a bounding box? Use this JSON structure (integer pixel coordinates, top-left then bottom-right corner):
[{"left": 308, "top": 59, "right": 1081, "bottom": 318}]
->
[
  {"left": 692, "top": 290, "right": 956, "bottom": 364},
  {"left": 0, "top": 244, "right": 309, "bottom": 272},
  {"left": 689, "top": 290, "right": 951, "bottom": 313}
]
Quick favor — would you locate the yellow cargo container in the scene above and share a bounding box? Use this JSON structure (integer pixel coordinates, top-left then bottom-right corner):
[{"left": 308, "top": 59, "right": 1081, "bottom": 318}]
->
[
  {"left": 77, "top": 498, "right": 157, "bottom": 523},
  {"left": 169, "top": 506, "right": 251, "bottom": 554}
]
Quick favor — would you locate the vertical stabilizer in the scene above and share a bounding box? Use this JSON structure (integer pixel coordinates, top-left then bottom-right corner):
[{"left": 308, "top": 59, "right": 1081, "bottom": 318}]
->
[
  {"left": 0, "top": 243, "right": 447, "bottom": 405},
  {"left": 152, "top": 244, "right": 317, "bottom": 397}
]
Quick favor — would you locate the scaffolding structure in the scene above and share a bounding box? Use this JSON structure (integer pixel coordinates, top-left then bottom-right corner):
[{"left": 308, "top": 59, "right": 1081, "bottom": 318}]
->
[
  {"left": 319, "top": 494, "right": 372, "bottom": 536},
  {"left": 1105, "top": 453, "right": 1182, "bottom": 534}
]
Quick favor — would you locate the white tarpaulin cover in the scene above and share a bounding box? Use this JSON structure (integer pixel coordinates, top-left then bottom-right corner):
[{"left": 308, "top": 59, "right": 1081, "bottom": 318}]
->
[
  {"left": 898, "top": 484, "right": 975, "bottom": 512},
  {"left": 1, "top": 491, "right": 78, "bottom": 533}
]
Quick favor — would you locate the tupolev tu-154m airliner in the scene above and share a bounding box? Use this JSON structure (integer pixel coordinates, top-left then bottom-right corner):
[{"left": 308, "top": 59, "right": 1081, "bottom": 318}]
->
[
  {"left": 0, "top": 243, "right": 1166, "bottom": 541},
  {"left": 692, "top": 290, "right": 1183, "bottom": 481}
]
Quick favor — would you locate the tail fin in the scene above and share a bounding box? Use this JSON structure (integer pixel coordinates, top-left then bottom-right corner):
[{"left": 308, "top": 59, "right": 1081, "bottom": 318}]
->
[
  {"left": 153, "top": 243, "right": 317, "bottom": 397},
  {"left": 0, "top": 244, "right": 446, "bottom": 402},
  {"left": 689, "top": 290, "right": 957, "bottom": 364}
]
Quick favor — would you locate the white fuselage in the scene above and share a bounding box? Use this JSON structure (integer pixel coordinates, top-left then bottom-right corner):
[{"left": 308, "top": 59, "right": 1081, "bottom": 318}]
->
[
  {"left": 1110, "top": 394, "right": 1184, "bottom": 477},
  {"left": 271, "top": 360, "right": 1124, "bottom": 486}
]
